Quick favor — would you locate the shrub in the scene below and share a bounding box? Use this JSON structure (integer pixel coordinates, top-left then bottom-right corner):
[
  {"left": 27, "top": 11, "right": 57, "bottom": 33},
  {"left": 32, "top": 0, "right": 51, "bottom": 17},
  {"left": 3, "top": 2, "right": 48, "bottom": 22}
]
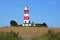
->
[
  {"left": 0, "top": 31, "right": 23, "bottom": 40},
  {"left": 10, "top": 20, "right": 18, "bottom": 26},
  {"left": 31, "top": 32, "right": 60, "bottom": 40},
  {"left": 18, "top": 24, "right": 22, "bottom": 26},
  {"left": 42, "top": 22, "right": 48, "bottom": 27},
  {"left": 48, "top": 30, "right": 52, "bottom": 34}
]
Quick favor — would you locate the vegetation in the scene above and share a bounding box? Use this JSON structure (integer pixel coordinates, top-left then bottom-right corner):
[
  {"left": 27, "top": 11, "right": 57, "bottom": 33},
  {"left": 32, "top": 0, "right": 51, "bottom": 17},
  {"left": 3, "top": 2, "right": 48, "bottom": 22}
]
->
[
  {"left": 0, "top": 30, "right": 60, "bottom": 40},
  {"left": 10, "top": 20, "right": 48, "bottom": 27},
  {"left": 42, "top": 22, "right": 48, "bottom": 27},
  {"left": 35, "top": 22, "right": 48, "bottom": 27},
  {"left": 31, "top": 32, "right": 60, "bottom": 40},
  {"left": 0, "top": 31, "right": 23, "bottom": 40},
  {"left": 10, "top": 20, "right": 18, "bottom": 26},
  {"left": 18, "top": 24, "right": 22, "bottom": 26}
]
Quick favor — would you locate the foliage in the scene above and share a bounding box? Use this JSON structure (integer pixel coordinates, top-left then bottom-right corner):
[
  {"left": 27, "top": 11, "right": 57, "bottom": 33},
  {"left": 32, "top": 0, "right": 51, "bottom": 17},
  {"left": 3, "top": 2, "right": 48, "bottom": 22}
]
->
[
  {"left": 31, "top": 32, "right": 60, "bottom": 40},
  {"left": 0, "top": 31, "right": 60, "bottom": 40},
  {"left": 35, "top": 23, "right": 42, "bottom": 27},
  {"left": 35, "top": 22, "right": 48, "bottom": 27},
  {"left": 48, "top": 32, "right": 60, "bottom": 40},
  {"left": 18, "top": 24, "right": 22, "bottom": 26},
  {"left": 48, "top": 30, "right": 52, "bottom": 34},
  {"left": 42, "top": 22, "right": 48, "bottom": 27},
  {"left": 0, "top": 31, "right": 23, "bottom": 40},
  {"left": 10, "top": 20, "right": 18, "bottom": 26}
]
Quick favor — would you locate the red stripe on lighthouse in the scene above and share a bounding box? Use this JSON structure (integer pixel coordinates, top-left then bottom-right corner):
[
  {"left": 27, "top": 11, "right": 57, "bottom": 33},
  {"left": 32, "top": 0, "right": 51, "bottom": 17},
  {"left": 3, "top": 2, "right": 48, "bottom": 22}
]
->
[
  {"left": 24, "top": 16, "right": 29, "bottom": 20},
  {"left": 24, "top": 10, "right": 29, "bottom": 14}
]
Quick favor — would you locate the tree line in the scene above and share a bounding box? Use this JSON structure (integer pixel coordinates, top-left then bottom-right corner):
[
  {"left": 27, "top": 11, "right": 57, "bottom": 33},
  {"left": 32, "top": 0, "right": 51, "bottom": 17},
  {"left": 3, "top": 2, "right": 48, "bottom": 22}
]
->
[{"left": 10, "top": 20, "right": 48, "bottom": 27}]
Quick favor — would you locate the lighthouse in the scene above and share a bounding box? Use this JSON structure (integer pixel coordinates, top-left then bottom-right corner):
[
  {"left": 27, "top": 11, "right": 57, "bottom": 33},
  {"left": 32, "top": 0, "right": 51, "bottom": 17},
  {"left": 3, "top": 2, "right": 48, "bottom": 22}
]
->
[{"left": 23, "top": 5, "right": 31, "bottom": 26}]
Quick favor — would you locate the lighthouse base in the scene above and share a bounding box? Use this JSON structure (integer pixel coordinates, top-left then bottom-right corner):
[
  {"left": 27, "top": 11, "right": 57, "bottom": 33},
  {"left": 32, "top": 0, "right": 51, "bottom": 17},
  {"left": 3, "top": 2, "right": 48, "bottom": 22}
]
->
[{"left": 23, "top": 23, "right": 31, "bottom": 26}]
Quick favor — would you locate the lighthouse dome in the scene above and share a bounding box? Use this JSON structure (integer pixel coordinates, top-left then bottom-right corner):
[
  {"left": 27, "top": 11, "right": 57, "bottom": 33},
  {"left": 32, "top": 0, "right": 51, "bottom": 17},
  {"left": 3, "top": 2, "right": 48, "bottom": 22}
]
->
[{"left": 25, "top": 5, "right": 28, "bottom": 10}]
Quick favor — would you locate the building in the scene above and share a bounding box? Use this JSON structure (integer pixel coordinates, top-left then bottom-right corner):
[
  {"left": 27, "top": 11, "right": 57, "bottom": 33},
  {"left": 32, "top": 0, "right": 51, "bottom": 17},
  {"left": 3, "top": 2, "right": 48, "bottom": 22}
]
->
[{"left": 23, "top": 5, "right": 31, "bottom": 26}]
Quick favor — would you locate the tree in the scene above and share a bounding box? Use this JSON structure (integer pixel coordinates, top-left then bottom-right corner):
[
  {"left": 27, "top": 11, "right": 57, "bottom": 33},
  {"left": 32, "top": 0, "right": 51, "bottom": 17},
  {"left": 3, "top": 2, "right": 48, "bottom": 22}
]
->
[
  {"left": 10, "top": 20, "right": 18, "bottom": 26},
  {"left": 35, "top": 23, "right": 41, "bottom": 27},
  {"left": 18, "top": 24, "right": 22, "bottom": 26},
  {"left": 42, "top": 22, "right": 48, "bottom": 27}
]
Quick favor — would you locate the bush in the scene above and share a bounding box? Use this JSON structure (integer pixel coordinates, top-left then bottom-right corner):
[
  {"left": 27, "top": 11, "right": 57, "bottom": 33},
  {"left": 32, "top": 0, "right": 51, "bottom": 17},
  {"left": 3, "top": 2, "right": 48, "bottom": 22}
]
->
[
  {"left": 48, "top": 30, "right": 52, "bottom": 34},
  {"left": 49, "top": 32, "right": 60, "bottom": 40},
  {"left": 18, "top": 24, "right": 22, "bottom": 26},
  {"left": 10, "top": 20, "right": 18, "bottom": 26},
  {"left": 42, "top": 22, "right": 48, "bottom": 27},
  {"left": 35, "top": 23, "right": 41, "bottom": 27},
  {"left": 35, "top": 22, "right": 48, "bottom": 27},
  {"left": 0, "top": 31, "right": 23, "bottom": 40},
  {"left": 31, "top": 32, "right": 60, "bottom": 40}
]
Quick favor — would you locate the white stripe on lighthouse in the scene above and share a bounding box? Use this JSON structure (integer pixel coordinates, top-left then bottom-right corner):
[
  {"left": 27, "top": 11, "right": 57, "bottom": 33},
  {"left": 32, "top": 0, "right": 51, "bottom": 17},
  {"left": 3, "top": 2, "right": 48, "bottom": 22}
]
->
[
  {"left": 24, "top": 20, "right": 29, "bottom": 23},
  {"left": 24, "top": 14, "right": 29, "bottom": 16}
]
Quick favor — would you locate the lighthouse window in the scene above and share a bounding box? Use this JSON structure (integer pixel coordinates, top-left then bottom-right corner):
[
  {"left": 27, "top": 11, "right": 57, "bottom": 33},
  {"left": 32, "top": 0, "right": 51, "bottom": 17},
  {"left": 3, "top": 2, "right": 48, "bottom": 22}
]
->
[{"left": 25, "top": 21, "right": 26, "bottom": 23}]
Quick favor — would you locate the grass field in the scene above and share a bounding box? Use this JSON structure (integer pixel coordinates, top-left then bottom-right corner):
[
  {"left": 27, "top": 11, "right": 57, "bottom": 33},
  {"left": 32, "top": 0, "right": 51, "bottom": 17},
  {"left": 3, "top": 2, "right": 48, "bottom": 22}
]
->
[{"left": 0, "top": 27, "right": 60, "bottom": 40}]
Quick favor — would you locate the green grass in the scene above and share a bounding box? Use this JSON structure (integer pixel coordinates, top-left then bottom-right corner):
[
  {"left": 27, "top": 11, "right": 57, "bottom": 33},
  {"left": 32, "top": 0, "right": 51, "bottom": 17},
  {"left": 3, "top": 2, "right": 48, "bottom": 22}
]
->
[
  {"left": 31, "top": 32, "right": 60, "bottom": 40},
  {"left": 0, "top": 31, "right": 60, "bottom": 40},
  {"left": 0, "top": 32, "right": 23, "bottom": 40}
]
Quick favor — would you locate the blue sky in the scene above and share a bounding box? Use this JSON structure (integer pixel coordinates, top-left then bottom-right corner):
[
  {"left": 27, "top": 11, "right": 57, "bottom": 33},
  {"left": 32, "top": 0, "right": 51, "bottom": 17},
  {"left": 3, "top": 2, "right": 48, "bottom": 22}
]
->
[{"left": 0, "top": 0, "right": 60, "bottom": 28}]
